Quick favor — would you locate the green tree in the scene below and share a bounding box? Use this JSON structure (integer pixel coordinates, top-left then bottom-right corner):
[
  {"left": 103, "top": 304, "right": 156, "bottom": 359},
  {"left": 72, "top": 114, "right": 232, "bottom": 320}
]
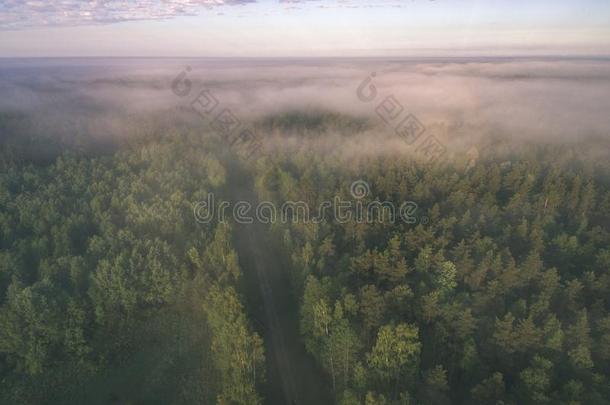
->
[{"left": 367, "top": 323, "right": 421, "bottom": 387}]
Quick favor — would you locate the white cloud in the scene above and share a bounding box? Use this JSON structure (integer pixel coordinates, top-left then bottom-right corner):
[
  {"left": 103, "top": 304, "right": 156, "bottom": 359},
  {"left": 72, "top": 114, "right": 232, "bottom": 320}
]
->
[
  {"left": 0, "top": 0, "right": 411, "bottom": 29},
  {"left": 0, "top": 0, "right": 256, "bottom": 29}
]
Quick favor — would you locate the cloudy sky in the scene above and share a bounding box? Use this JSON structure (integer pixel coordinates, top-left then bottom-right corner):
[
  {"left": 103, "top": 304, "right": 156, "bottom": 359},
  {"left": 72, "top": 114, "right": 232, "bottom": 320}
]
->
[{"left": 0, "top": 0, "right": 609, "bottom": 57}]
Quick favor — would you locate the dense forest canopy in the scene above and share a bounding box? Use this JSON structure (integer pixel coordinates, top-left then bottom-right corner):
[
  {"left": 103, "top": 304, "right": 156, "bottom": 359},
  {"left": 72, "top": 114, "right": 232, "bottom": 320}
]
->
[
  {"left": 0, "top": 127, "right": 265, "bottom": 404},
  {"left": 1, "top": 58, "right": 609, "bottom": 404},
  {"left": 251, "top": 133, "right": 610, "bottom": 404}
]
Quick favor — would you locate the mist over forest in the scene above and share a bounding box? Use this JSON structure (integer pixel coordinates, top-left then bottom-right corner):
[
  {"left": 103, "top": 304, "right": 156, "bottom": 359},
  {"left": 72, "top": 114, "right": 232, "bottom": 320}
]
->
[
  {"left": 1, "top": 57, "right": 610, "bottom": 405},
  {"left": 2, "top": 57, "right": 609, "bottom": 153}
]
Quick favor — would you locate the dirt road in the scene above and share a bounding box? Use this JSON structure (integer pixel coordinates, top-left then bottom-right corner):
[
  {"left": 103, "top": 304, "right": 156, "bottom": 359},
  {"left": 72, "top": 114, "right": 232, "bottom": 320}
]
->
[{"left": 226, "top": 160, "right": 332, "bottom": 405}]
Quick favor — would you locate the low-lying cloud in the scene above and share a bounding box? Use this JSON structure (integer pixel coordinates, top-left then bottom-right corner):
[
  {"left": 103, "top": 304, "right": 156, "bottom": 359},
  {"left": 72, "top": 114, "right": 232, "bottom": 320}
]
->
[{"left": 0, "top": 57, "right": 609, "bottom": 157}]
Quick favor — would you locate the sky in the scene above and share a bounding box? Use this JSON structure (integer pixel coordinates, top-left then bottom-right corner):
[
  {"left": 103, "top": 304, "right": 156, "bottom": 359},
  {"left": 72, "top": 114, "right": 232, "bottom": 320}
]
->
[{"left": 0, "top": 0, "right": 609, "bottom": 57}]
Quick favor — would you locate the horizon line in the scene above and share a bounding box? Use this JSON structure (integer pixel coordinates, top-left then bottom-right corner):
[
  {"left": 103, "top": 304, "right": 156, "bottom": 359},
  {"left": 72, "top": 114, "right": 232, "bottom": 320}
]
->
[{"left": 2, "top": 54, "right": 610, "bottom": 60}]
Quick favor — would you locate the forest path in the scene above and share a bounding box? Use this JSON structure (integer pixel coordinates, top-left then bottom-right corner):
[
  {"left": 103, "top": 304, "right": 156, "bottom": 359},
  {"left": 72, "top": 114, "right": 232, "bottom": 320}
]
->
[{"left": 224, "top": 158, "right": 333, "bottom": 405}]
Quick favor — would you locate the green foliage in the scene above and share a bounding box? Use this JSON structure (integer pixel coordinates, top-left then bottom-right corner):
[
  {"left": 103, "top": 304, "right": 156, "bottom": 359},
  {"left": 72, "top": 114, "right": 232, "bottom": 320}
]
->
[
  {"left": 367, "top": 323, "right": 420, "bottom": 385},
  {"left": 205, "top": 286, "right": 265, "bottom": 405},
  {"left": 0, "top": 132, "right": 265, "bottom": 403},
  {"left": 254, "top": 141, "right": 610, "bottom": 404},
  {"left": 3, "top": 114, "right": 610, "bottom": 404}
]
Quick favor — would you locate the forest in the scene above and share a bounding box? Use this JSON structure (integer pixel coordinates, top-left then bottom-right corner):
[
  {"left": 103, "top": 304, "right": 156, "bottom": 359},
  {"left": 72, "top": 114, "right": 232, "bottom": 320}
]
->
[
  {"left": 0, "top": 119, "right": 265, "bottom": 404},
  {"left": 2, "top": 0, "right": 610, "bottom": 400},
  {"left": 251, "top": 117, "right": 610, "bottom": 404},
  {"left": 1, "top": 106, "right": 609, "bottom": 404}
]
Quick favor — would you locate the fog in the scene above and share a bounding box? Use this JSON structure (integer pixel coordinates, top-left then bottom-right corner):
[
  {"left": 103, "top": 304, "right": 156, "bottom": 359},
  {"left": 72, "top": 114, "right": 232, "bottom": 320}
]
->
[{"left": 1, "top": 57, "right": 609, "bottom": 158}]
